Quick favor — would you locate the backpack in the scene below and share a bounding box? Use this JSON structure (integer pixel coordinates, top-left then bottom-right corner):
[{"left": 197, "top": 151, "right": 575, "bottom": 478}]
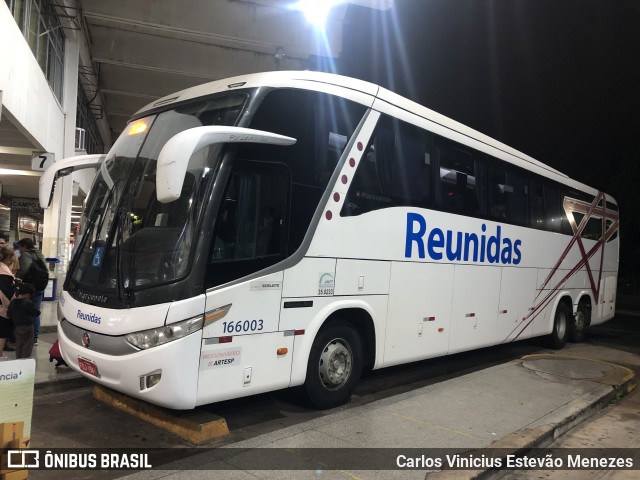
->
[{"left": 23, "top": 252, "right": 49, "bottom": 291}]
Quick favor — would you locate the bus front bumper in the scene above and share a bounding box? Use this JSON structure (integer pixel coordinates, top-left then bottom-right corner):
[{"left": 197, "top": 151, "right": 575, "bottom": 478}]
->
[{"left": 57, "top": 323, "right": 202, "bottom": 410}]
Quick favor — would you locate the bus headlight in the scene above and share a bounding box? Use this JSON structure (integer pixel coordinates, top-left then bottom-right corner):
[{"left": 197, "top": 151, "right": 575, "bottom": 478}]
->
[{"left": 126, "top": 315, "right": 204, "bottom": 350}]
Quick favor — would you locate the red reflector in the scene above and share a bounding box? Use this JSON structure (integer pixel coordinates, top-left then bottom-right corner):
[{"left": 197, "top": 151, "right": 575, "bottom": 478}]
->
[
  {"left": 466, "top": 313, "right": 476, "bottom": 318},
  {"left": 427, "top": 316, "right": 436, "bottom": 321},
  {"left": 219, "top": 336, "right": 232, "bottom": 343},
  {"left": 438, "top": 328, "right": 444, "bottom": 332},
  {"left": 294, "top": 329, "right": 305, "bottom": 336}
]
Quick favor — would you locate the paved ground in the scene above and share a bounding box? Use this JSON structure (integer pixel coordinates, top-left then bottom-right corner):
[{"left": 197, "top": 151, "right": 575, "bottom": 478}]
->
[
  {"left": 503, "top": 385, "right": 640, "bottom": 480},
  {"left": 6, "top": 303, "right": 639, "bottom": 479},
  {"left": 109, "top": 343, "right": 636, "bottom": 480}
]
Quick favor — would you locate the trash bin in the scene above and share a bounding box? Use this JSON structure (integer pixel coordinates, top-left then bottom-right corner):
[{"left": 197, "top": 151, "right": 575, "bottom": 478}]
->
[{"left": 45, "top": 257, "right": 60, "bottom": 272}]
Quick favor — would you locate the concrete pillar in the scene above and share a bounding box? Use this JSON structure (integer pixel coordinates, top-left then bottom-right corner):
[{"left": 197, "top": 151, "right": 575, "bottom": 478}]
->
[{"left": 42, "top": 36, "right": 80, "bottom": 287}]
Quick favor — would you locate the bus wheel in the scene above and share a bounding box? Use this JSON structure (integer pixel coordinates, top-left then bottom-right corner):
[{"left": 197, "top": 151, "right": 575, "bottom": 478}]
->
[
  {"left": 304, "top": 324, "right": 363, "bottom": 409},
  {"left": 547, "top": 303, "right": 569, "bottom": 349},
  {"left": 568, "top": 303, "right": 590, "bottom": 343}
]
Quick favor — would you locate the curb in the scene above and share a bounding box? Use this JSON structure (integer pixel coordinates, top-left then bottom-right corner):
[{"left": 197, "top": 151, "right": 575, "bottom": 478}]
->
[
  {"left": 427, "top": 360, "right": 636, "bottom": 480},
  {"left": 93, "top": 385, "right": 230, "bottom": 444}
]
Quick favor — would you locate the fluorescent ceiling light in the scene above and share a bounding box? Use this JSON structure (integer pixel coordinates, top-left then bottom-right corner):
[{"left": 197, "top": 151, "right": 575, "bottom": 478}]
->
[
  {"left": 291, "top": 0, "right": 343, "bottom": 27},
  {"left": 0, "top": 168, "right": 42, "bottom": 177}
]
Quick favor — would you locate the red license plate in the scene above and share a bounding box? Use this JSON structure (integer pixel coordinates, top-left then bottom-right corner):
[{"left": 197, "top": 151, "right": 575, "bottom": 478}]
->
[{"left": 78, "top": 357, "right": 100, "bottom": 378}]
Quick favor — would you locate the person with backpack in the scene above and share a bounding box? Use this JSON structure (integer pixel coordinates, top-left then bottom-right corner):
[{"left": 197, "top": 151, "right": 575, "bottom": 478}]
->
[{"left": 16, "top": 238, "right": 48, "bottom": 346}]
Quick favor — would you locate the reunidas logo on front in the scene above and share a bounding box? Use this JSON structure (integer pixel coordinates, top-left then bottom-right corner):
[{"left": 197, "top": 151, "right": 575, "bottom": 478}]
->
[{"left": 77, "top": 309, "right": 101, "bottom": 325}]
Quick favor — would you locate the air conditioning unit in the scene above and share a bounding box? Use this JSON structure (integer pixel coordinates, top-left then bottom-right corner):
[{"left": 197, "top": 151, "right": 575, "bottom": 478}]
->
[{"left": 75, "top": 127, "right": 86, "bottom": 151}]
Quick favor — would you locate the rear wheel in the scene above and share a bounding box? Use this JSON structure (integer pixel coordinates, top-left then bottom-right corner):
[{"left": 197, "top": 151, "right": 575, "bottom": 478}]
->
[
  {"left": 568, "top": 302, "right": 590, "bottom": 342},
  {"left": 547, "top": 302, "right": 569, "bottom": 349},
  {"left": 304, "top": 323, "right": 363, "bottom": 409}
]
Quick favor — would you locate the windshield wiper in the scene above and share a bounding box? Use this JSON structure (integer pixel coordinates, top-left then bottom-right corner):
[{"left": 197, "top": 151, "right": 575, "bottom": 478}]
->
[{"left": 115, "top": 210, "right": 124, "bottom": 302}]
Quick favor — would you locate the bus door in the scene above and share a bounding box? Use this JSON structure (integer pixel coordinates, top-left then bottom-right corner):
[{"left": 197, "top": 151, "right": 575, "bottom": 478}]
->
[{"left": 198, "top": 159, "right": 294, "bottom": 400}]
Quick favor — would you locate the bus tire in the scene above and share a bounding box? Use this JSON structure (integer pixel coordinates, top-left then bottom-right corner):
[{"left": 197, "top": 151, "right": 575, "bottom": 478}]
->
[
  {"left": 568, "top": 303, "right": 589, "bottom": 343},
  {"left": 547, "top": 302, "right": 569, "bottom": 349},
  {"left": 304, "top": 323, "right": 363, "bottom": 409}
]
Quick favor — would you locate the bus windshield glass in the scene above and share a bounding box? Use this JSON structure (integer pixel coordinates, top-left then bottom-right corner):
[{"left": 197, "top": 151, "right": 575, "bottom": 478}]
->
[{"left": 68, "top": 93, "right": 248, "bottom": 295}]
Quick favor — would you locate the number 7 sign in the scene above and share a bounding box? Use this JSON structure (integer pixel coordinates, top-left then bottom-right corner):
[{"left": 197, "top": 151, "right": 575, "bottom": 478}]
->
[{"left": 31, "top": 152, "right": 55, "bottom": 171}]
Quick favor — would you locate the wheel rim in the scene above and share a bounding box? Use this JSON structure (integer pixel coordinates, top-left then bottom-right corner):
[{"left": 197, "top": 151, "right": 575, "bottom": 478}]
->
[
  {"left": 318, "top": 338, "right": 353, "bottom": 390},
  {"left": 556, "top": 310, "right": 567, "bottom": 339}
]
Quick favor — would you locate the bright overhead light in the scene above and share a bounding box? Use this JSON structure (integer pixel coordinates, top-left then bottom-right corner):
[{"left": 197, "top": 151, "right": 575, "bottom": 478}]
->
[
  {"left": 292, "top": 0, "right": 343, "bottom": 28},
  {"left": 0, "top": 168, "right": 42, "bottom": 176}
]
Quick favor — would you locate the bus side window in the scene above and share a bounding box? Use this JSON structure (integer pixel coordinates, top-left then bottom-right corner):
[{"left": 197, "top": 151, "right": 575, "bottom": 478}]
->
[
  {"left": 565, "top": 190, "right": 603, "bottom": 240},
  {"left": 530, "top": 178, "right": 571, "bottom": 234},
  {"left": 529, "top": 179, "right": 546, "bottom": 228},
  {"left": 544, "top": 184, "right": 571, "bottom": 234},
  {"left": 206, "top": 160, "right": 289, "bottom": 288},
  {"left": 248, "top": 89, "right": 365, "bottom": 253},
  {"left": 434, "top": 138, "right": 486, "bottom": 217},
  {"left": 342, "top": 115, "right": 432, "bottom": 216},
  {"left": 489, "top": 161, "right": 528, "bottom": 225},
  {"left": 573, "top": 211, "right": 602, "bottom": 240}
]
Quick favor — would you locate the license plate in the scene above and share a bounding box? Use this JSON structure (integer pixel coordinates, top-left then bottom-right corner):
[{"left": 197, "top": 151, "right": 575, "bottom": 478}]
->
[{"left": 78, "top": 357, "right": 100, "bottom": 378}]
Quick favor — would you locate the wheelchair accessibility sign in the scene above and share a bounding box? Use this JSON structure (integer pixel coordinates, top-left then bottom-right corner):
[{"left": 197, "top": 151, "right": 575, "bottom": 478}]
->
[{"left": 92, "top": 246, "right": 105, "bottom": 267}]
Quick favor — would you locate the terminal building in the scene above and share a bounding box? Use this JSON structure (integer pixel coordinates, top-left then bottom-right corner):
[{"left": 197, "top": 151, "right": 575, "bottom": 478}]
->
[{"left": 0, "top": 0, "right": 386, "bottom": 288}]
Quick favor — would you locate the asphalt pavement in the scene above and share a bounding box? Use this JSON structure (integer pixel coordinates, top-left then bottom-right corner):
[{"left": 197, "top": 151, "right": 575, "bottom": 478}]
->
[{"left": 6, "top": 302, "right": 639, "bottom": 479}]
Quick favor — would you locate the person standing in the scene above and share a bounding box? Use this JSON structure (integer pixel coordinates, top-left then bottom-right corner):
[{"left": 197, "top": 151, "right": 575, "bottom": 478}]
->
[
  {"left": 0, "top": 244, "right": 17, "bottom": 359},
  {"left": 12, "top": 241, "right": 21, "bottom": 274},
  {"left": 16, "top": 238, "right": 46, "bottom": 346},
  {"left": 8, "top": 283, "right": 39, "bottom": 359},
  {"left": 0, "top": 239, "right": 19, "bottom": 274},
  {"left": 0, "top": 239, "right": 18, "bottom": 352}
]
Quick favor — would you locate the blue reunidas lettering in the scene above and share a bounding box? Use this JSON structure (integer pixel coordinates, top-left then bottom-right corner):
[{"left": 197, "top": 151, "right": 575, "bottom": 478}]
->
[
  {"left": 404, "top": 212, "right": 522, "bottom": 265},
  {"left": 77, "top": 309, "right": 102, "bottom": 324}
]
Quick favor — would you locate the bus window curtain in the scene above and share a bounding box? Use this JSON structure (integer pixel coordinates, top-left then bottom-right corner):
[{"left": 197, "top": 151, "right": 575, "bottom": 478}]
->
[
  {"left": 396, "top": 133, "right": 427, "bottom": 205},
  {"left": 474, "top": 159, "right": 486, "bottom": 215},
  {"left": 235, "top": 174, "right": 256, "bottom": 259},
  {"left": 374, "top": 127, "right": 394, "bottom": 195},
  {"left": 313, "top": 101, "right": 329, "bottom": 186}
]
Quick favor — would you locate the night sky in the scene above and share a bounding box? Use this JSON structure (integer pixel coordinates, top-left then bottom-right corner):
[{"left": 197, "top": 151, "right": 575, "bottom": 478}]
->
[{"left": 333, "top": 0, "right": 640, "bottom": 280}]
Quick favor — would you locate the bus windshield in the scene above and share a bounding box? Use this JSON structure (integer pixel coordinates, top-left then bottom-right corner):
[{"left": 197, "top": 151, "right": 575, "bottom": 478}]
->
[{"left": 68, "top": 93, "right": 249, "bottom": 296}]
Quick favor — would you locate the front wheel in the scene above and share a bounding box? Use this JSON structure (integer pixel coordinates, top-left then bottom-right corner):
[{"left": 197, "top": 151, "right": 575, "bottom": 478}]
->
[
  {"left": 304, "top": 323, "right": 363, "bottom": 409},
  {"left": 547, "top": 302, "right": 569, "bottom": 349}
]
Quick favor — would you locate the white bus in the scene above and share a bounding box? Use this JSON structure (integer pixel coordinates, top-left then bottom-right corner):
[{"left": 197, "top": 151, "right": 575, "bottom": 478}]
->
[{"left": 41, "top": 71, "right": 619, "bottom": 410}]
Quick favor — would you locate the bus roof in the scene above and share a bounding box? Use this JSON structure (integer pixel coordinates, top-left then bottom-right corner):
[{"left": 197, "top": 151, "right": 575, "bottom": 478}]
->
[{"left": 135, "top": 71, "right": 611, "bottom": 203}]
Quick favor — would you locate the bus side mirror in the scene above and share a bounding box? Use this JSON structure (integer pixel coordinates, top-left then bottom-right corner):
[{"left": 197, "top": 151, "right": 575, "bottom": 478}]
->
[
  {"left": 39, "top": 154, "right": 106, "bottom": 208},
  {"left": 156, "top": 126, "right": 296, "bottom": 203}
]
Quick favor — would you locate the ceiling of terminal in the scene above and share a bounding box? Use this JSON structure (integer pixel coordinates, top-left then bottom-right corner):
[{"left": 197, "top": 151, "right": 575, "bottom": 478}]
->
[
  {"left": 80, "top": 0, "right": 350, "bottom": 139},
  {"left": 1, "top": 0, "right": 390, "bottom": 203}
]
